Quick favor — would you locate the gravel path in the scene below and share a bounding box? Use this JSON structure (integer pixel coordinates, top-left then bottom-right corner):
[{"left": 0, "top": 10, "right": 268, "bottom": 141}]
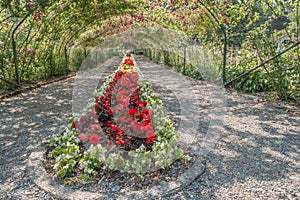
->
[{"left": 1, "top": 55, "right": 299, "bottom": 200}]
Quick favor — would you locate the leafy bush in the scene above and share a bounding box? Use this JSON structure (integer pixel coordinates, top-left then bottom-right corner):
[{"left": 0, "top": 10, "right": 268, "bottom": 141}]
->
[{"left": 226, "top": 48, "right": 299, "bottom": 104}]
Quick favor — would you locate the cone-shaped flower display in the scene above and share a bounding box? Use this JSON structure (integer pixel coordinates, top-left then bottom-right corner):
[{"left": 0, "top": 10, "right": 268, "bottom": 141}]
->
[{"left": 49, "top": 54, "right": 185, "bottom": 180}]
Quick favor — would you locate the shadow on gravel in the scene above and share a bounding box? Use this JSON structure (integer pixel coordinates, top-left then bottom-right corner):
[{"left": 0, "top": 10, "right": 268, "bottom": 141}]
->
[
  {"left": 0, "top": 58, "right": 121, "bottom": 199},
  {"left": 194, "top": 96, "right": 300, "bottom": 199},
  {"left": 0, "top": 78, "right": 74, "bottom": 199}
]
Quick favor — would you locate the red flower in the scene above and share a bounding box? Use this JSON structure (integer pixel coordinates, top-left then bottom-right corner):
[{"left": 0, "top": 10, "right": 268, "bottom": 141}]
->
[
  {"left": 146, "top": 130, "right": 155, "bottom": 138},
  {"left": 137, "top": 113, "right": 143, "bottom": 119},
  {"left": 127, "top": 136, "right": 132, "bottom": 141},
  {"left": 33, "top": 10, "right": 42, "bottom": 21},
  {"left": 170, "top": 0, "right": 175, "bottom": 6},
  {"left": 91, "top": 124, "right": 99, "bottom": 130},
  {"left": 104, "top": 101, "right": 110, "bottom": 109},
  {"left": 124, "top": 59, "right": 134, "bottom": 65},
  {"left": 117, "top": 131, "right": 123, "bottom": 136},
  {"left": 94, "top": 103, "right": 99, "bottom": 111},
  {"left": 221, "top": 10, "right": 226, "bottom": 17},
  {"left": 146, "top": 130, "right": 156, "bottom": 144},
  {"left": 72, "top": 121, "right": 78, "bottom": 129},
  {"left": 133, "top": 96, "right": 140, "bottom": 103},
  {"left": 117, "top": 138, "right": 125, "bottom": 145},
  {"left": 138, "top": 101, "right": 147, "bottom": 108},
  {"left": 143, "top": 109, "right": 149, "bottom": 115},
  {"left": 80, "top": 117, "right": 85, "bottom": 124},
  {"left": 146, "top": 138, "right": 155, "bottom": 144},
  {"left": 78, "top": 134, "right": 88, "bottom": 142},
  {"left": 95, "top": 96, "right": 99, "bottom": 103},
  {"left": 224, "top": 18, "right": 228, "bottom": 24},
  {"left": 142, "top": 101, "right": 147, "bottom": 107},
  {"left": 128, "top": 108, "right": 138, "bottom": 116},
  {"left": 28, "top": 2, "right": 35, "bottom": 9},
  {"left": 89, "top": 134, "right": 100, "bottom": 145},
  {"left": 143, "top": 114, "right": 151, "bottom": 124},
  {"left": 143, "top": 121, "right": 149, "bottom": 126},
  {"left": 109, "top": 124, "right": 118, "bottom": 132}
]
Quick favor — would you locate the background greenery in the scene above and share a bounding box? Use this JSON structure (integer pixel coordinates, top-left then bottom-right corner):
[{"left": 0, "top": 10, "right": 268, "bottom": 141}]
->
[{"left": 0, "top": 0, "right": 299, "bottom": 103}]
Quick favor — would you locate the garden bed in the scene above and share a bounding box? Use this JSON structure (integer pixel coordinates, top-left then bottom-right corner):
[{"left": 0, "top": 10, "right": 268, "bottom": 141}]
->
[
  {"left": 42, "top": 143, "right": 197, "bottom": 192},
  {"left": 42, "top": 54, "right": 203, "bottom": 198}
]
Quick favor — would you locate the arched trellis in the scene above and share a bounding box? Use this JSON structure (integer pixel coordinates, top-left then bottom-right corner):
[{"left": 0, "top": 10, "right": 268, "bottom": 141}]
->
[
  {"left": 2, "top": 0, "right": 299, "bottom": 104},
  {"left": 0, "top": 0, "right": 145, "bottom": 87},
  {"left": 1, "top": 0, "right": 225, "bottom": 88}
]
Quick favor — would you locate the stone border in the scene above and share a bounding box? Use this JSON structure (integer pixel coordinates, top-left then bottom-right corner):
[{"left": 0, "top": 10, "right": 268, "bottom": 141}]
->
[{"left": 28, "top": 146, "right": 206, "bottom": 199}]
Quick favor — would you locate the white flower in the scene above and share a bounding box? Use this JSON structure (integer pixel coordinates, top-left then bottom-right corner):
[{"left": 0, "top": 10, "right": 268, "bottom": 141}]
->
[{"left": 63, "top": 164, "right": 69, "bottom": 169}]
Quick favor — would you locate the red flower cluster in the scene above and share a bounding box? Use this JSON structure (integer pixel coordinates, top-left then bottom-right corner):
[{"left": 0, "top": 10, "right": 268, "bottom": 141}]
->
[
  {"left": 72, "top": 106, "right": 100, "bottom": 145},
  {"left": 33, "top": 10, "right": 42, "bottom": 21},
  {"left": 74, "top": 54, "right": 156, "bottom": 150},
  {"left": 27, "top": 2, "right": 35, "bottom": 9},
  {"left": 96, "top": 70, "right": 156, "bottom": 147},
  {"left": 124, "top": 59, "right": 134, "bottom": 66}
]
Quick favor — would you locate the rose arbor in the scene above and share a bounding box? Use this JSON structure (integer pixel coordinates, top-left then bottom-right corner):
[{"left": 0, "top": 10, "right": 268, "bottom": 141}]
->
[{"left": 49, "top": 54, "right": 186, "bottom": 180}]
